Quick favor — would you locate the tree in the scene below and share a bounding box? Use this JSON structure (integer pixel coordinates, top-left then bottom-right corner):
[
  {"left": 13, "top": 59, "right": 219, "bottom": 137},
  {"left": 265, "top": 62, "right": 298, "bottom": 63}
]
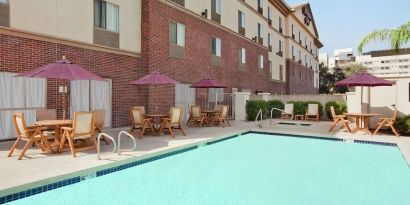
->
[
  {"left": 358, "top": 20, "right": 410, "bottom": 53},
  {"left": 332, "top": 66, "right": 348, "bottom": 93},
  {"left": 339, "top": 62, "right": 368, "bottom": 76},
  {"left": 319, "top": 64, "right": 334, "bottom": 94}
]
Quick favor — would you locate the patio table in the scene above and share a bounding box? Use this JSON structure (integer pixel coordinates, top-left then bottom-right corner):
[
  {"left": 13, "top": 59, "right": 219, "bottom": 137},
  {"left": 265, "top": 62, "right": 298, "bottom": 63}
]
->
[
  {"left": 35, "top": 120, "right": 73, "bottom": 146},
  {"left": 144, "top": 113, "right": 169, "bottom": 135},
  {"left": 202, "top": 110, "right": 217, "bottom": 126},
  {"left": 343, "top": 113, "right": 381, "bottom": 134}
]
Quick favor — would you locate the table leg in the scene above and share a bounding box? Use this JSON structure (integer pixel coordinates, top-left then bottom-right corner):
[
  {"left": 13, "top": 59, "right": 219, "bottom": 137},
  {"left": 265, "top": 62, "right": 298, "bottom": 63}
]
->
[
  {"left": 352, "top": 116, "right": 360, "bottom": 133},
  {"left": 362, "top": 116, "right": 372, "bottom": 134}
]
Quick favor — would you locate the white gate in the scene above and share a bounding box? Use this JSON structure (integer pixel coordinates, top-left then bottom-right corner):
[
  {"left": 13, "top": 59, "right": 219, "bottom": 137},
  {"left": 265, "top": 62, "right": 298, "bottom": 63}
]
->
[
  {"left": 175, "top": 84, "right": 196, "bottom": 122},
  {"left": 198, "top": 91, "right": 235, "bottom": 120}
]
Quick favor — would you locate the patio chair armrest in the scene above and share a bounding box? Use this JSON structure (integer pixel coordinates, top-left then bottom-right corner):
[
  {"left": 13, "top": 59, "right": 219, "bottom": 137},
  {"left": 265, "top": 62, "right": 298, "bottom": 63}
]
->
[{"left": 61, "top": 127, "right": 73, "bottom": 131}]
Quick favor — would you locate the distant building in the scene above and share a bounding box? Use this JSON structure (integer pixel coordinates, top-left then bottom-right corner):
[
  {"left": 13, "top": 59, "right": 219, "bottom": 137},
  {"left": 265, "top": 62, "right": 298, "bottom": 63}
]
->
[
  {"left": 319, "top": 53, "right": 328, "bottom": 67},
  {"left": 356, "top": 48, "right": 410, "bottom": 77},
  {"left": 333, "top": 48, "right": 355, "bottom": 67}
]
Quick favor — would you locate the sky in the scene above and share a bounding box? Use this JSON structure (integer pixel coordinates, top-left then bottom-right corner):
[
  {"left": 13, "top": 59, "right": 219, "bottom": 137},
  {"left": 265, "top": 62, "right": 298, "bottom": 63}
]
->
[{"left": 285, "top": 0, "right": 410, "bottom": 57}]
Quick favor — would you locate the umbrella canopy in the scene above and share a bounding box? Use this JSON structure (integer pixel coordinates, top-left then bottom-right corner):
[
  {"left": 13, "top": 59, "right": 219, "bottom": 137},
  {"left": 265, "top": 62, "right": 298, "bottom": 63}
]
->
[
  {"left": 190, "top": 79, "right": 227, "bottom": 88},
  {"left": 335, "top": 72, "right": 392, "bottom": 87},
  {"left": 15, "top": 58, "right": 106, "bottom": 81},
  {"left": 132, "top": 71, "right": 178, "bottom": 85}
]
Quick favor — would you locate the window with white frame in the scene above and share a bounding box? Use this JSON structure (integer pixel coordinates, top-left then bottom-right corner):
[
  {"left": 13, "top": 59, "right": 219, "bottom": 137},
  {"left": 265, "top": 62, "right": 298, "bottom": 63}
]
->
[
  {"left": 279, "top": 40, "right": 283, "bottom": 52},
  {"left": 214, "top": 0, "right": 221, "bottom": 14},
  {"left": 238, "top": 10, "right": 245, "bottom": 28},
  {"left": 258, "top": 55, "right": 264, "bottom": 69},
  {"left": 268, "top": 33, "right": 272, "bottom": 47},
  {"left": 268, "top": 7, "right": 272, "bottom": 21},
  {"left": 169, "top": 21, "right": 185, "bottom": 47},
  {"left": 94, "top": 0, "right": 119, "bottom": 33},
  {"left": 258, "top": 0, "right": 264, "bottom": 9},
  {"left": 258, "top": 23, "right": 263, "bottom": 37},
  {"left": 211, "top": 37, "right": 221, "bottom": 57},
  {"left": 239, "top": 48, "right": 246, "bottom": 64}
]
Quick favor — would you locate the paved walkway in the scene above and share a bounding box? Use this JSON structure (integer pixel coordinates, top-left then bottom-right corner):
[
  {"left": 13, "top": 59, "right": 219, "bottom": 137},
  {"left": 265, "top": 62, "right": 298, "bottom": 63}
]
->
[{"left": 0, "top": 119, "right": 409, "bottom": 196}]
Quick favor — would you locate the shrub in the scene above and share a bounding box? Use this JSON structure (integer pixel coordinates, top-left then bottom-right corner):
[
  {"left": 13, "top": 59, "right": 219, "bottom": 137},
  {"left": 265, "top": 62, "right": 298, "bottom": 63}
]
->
[
  {"left": 305, "top": 101, "right": 324, "bottom": 117},
  {"left": 394, "top": 115, "right": 410, "bottom": 136},
  {"left": 287, "top": 101, "right": 307, "bottom": 115},
  {"left": 246, "top": 100, "right": 267, "bottom": 121},
  {"left": 266, "top": 100, "right": 285, "bottom": 118},
  {"left": 325, "top": 101, "right": 348, "bottom": 119}
]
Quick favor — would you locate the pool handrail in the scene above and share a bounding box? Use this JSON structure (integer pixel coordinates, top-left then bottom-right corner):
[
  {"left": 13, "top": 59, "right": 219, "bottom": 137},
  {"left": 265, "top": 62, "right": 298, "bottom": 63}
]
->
[
  {"left": 255, "top": 109, "right": 263, "bottom": 128},
  {"left": 97, "top": 133, "right": 117, "bottom": 160},
  {"left": 117, "top": 131, "right": 137, "bottom": 155},
  {"left": 270, "top": 108, "right": 284, "bottom": 126}
]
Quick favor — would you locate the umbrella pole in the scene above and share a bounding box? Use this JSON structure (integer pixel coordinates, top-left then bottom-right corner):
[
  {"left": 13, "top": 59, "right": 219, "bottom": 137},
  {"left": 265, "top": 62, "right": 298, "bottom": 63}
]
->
[
  {"left": 360, "top": 86, "right": 363, "bottom": 113},
  {"left": 156, "top": 85, "right": 158, "bottom": 111},
  {"left": 62, "top": 80, "right": 67, "bottom": 120}
]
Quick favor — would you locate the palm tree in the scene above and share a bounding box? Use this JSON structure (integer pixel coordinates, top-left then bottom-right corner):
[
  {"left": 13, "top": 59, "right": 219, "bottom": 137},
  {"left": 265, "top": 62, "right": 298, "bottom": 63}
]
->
[{"left": 358, "top": 20, "right": 410, "bottom": 54}]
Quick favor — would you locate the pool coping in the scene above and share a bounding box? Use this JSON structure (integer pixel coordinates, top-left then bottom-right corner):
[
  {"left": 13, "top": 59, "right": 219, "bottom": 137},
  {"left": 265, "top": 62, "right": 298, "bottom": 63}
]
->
[{"left": 0, "top": 129, "right": 408, "bottom": 204}]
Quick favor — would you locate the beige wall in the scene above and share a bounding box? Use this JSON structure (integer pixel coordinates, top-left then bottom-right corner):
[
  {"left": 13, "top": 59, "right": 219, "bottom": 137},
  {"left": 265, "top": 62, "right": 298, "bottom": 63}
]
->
[{"left": 9, "top": 0, "right": 141, "bottom": 53}]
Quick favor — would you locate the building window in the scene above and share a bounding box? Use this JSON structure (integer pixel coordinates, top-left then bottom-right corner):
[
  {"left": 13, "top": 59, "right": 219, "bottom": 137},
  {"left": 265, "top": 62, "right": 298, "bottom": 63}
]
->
[
  {"left": 268, "top": 7, "right": 272, "bottom": 25},
  {"left": 239, "top": 48, "right": 246, "bottom": 64},
  {"left": 170, "top": 0, "right": 185, "bottom": 6},
  {"left": 169, "top": 21, "right": 185, "bottom": 47},
  {"left": 258, "top": 23, "right": 263, "bottom": 37},
  {"left": 211, "top": 0, "right": 221, "bottom": 23},
  {"left": 0, "top": 0, "right": 9, "bottom": 4},
  {"left": 257, "top": 0, "right": 264, "bottom": 14},
  {"left": 279, "top": 40, "right": 283, "bottom": 52},
  {"left": 214, "top": 0, "right": 221, "bottom": 14},
  {"left": 268, "top": 33, "right": 272, "bottom": 51},
  {"left": 291, "top": 24, "right": 294, "bottom": 38},
  {"left": 238, "top": 10, "right": 245, "bottom": 35},
  {"left": 292, "top": 46, "right": 295, "bottom": 60},
  {"left": 279, "top": 65, "right": 283, "bottom": 81},
  {"left": 279, "top": 17, "right": 283, "bottom": 33},
  {"left": 299, "top": 31, "right": 301, "bottom": 43},
  {"left": 258, "top": 55, "right": 264, "bottom": 69},
  {"left": 211, "top": 37, "right": 221, "bottom": 57},
  {"left": 94, "top": 0, "right": 119, "bottom": 33}
]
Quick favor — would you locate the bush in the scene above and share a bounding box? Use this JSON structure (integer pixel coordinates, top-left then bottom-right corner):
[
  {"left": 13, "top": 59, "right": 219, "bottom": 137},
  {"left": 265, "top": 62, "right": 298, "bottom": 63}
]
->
[
  {"left": 394, "top": 115, "right": 410, "bottom": 136},
  {"left": 246, "top": 100, "right": 267, "bottom": 121},
  {"left": 287, "top": 101, "right": 307, "bottom": 115},
  {"left": 266, "top": 100, "right": 285, "bottom": 118},
  {"left": 325, "top": 101, "right": 348, "bottom": 119}
]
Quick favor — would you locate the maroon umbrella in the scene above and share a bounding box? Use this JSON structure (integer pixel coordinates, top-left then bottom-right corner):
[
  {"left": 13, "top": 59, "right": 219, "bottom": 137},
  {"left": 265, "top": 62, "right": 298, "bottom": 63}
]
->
[
  {"left": 132, "top": 71, "right": 179, "bottom": 111},
  {"left": 335, "top": 72, "right": 392, "bottom": 112},
  {"left": 191, "top": 79, "right": 226, "bottom": 109},
  {"left": 15, "top": 56, "right": 106, "bottom": 119}
]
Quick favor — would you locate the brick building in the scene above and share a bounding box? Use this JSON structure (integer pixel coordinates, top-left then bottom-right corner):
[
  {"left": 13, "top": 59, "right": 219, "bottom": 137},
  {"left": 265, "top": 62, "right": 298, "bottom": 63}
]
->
[{"left": 0, "top": 0, "right": 323, "bottom": 139}]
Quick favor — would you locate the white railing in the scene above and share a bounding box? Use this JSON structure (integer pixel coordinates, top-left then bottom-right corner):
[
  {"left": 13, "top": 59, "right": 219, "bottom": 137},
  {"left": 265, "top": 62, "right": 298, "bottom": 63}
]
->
[
  {"left": 255, "top": 109, "right": 263, "bottom": 128},
  {"left": 97, "top": 131, "right": 137, "bottom": 160},
  {"left": 117, "top": 131, "right": 137, "bottom": 155},
  {"left": 270, "top": 108, "right": 284, "bottom": 126},
  {"left": 97, "top": 133, "right": 117, "bottom": 160}
]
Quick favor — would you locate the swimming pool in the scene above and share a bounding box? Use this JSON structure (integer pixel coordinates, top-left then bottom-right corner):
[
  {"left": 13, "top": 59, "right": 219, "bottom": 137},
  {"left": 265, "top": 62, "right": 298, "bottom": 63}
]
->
[{"left": 5, "top": 133, "right": 410, "bottom": 205}]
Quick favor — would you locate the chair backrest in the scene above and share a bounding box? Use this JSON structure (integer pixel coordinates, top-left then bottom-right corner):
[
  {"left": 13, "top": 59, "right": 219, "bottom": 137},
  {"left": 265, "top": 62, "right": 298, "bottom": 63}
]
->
[
  {"left": 215, "top": 104, "right": 224, "bottom": 113},
  {"left": 72, "top": 112, "right": 95, "bottom": 135},
  {"left": 131, "top": 108, "right": 144, "bottom": 125},
  {"left": 191, "top": 106, "right": 202, "bottom": 118},
  {"left": 391, "top": 107, "right": 398, "bottom": 121},
  {"left": 133, "top": 106, "right": 145, "bottom": 115},
  {"left": 170, "top": 107, "right": 182, "bottom": 124},
  {"left": 36, "top": 109, "right": 57, "bottom": 121},
  {"left": 284, "top": 104, "right": 293, "bottom": 114},
  {"left": 330, "top": 106, "right": 337, "bottom": 118},
  {"left": 94, "top": 109, "right": 105, "bottom": 127},
  {"left": 307, "top": 104, "right": 319, "bottom": 115},
  {"left": 13, "top": 112, "right": 27, "bottom": 138},
  {"left": 220, "top": 105, "right": 228, "bottom": 118}
]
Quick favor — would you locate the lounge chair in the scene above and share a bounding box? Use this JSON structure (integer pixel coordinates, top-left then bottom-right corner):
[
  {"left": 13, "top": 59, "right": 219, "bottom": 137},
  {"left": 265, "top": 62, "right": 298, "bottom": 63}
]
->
[
  {"left": 59, "top": 112, "right": 96, "bottom": 157},
  {"left": 187, "top": 106, "right": 206, "bottom": 127},
  {"left": 211, "top": 105, "right": 231, "bottom": 127},
  {"left": 94, "top": 109, "right": 109, "bottom": 145},
  {"left": 8, "top": 112, "right": 56, "bottom": 160},
  {"left": 373, "top": 106, "right": 400, "bottom": 137},
  {"left": 130, "top": 108, "right": 153, "bottom": 139},
  {"left": 305, "top": 104, "right": 319, "bottom": 121},
  {"left": 281, "top": 104, "right": 294, "bottom": 120},
  {"left": 160, "top": 107, "right": 186, "bottom": 138},
  {"left": 328, "top": 106, "right": 351, "bottom": 133}
]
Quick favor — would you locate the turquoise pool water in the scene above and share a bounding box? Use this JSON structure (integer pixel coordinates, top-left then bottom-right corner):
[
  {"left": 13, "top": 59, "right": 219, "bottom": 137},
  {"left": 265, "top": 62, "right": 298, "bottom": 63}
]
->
[{"left": 8, "top": 134, "right": 410, "bottom": 205}]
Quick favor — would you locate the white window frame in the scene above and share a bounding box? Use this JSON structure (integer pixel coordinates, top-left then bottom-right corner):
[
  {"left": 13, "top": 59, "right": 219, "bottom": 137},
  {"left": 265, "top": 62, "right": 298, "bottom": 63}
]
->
[
  {"left": 258, "top": 23, "right": 263, "bottom": 37},
  {"left": 268, "top": 7, "right": 272, "bottom": 20},
  {"left": 212, "top": 37, "right": 221, "bottom": 57},
  {"left": 240, "top": 48, "right": 246, "bottom": 64},
  {"left": 215, "top": 0, "right": 221, "bottom": 14},
  {"left": 239, "top": 10, "right": 245, "bottom": 28},
  {"left": 268, "top": 33, "right": 272, "bottom": 46},
  {"left": 258, "top": 55, "right": 264, "bottom": 69},
  {"left": 170, "top": 21, "right": 185, "bottom": 47}
]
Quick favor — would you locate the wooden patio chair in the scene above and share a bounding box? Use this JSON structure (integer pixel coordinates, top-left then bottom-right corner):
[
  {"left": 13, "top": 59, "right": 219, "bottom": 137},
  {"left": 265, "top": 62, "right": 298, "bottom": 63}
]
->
[
  {"left": 328, "top": 106, "right": 351, "bottom": 133},
  {"left": 35, "top": 109, "right": 60, "bottom": 144},
  {"left": 160, "top": 107, "right": 186, "bottom": 138},
  {"left": 94, "top": 109, "right": 109, "bottom": 145},
  {"left": 305, "top": 104, "right": 319, "bottom": 121},
  {"left": 187, "top": 106, "right": 206, "bottom": 127},
  {"left": 59, "top": 112, "right": 96, "bottom": 157},
  {"left": 211, "top": 105, "right": 231, "bottom": 127},
  {"left": 133, "top": 106, "right": 146, "bottom": 115},
  {"left": 281, "top": 103, "right": 294, "bottom": 120},
  {"left": 130, "top": 108, "right": 153, "bottom": 139},
  {"left": 8, "top": 112, "right": 57, "bottom": 160},
  {"left": 373, "top": 106, "right": 400, "bottom": 137}
]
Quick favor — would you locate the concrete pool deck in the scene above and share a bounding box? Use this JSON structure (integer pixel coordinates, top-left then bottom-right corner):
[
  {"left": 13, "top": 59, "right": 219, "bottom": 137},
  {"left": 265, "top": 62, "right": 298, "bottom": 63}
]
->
[{"left": 1, "top": 119, "right": 409, "bottom": 197}]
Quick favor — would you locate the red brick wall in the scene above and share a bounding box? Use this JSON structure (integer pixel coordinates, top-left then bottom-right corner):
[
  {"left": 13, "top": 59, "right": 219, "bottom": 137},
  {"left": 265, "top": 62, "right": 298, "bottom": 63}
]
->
[
  {"left": 286, "top": 59, "right": 318, "bottom": 94},
  {"left": 0, "top": 34, "right": 145, "bottom": 128}
]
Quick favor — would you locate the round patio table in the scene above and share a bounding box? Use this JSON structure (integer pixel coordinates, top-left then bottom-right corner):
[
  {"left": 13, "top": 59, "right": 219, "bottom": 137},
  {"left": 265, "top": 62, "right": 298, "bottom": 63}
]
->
[
  {"left": 343, "top": 113, "right": 381, "bottom": 134},
  {"left": 202, "top": 110, "right": 217, "bottom": 126},
  {"left": 35, "top": 120, "right": 73, "bottom": 144},
  {"left": 144, "top": 114, "right": 169, "bottom": 135}
]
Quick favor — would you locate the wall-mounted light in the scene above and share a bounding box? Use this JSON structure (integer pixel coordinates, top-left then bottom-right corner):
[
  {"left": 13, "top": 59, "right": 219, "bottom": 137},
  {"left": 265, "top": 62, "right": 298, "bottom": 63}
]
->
[
  {"left": 201, "top": 9, "right": 208, "bottom": 18},
  {"left": 252, "top": 36, "right": 257, "bottom": 42}
]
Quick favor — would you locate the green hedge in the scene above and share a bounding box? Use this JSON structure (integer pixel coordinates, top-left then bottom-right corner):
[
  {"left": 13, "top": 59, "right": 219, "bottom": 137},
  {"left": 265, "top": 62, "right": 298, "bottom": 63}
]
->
[
  {"left": 394, "top": 115, "right": 410, "bottom": 136},
  {"left": 287, "top": 101, "right": 323, "bottom": 116},
  {"left": 266, "top": 100, "right": 285, "bottom": 118},
  {"left": 246, "top": 100, "right": 267, "bottom": 121},
  {"left": 325, "top": 100, "right": 348, "bottom": 119}
]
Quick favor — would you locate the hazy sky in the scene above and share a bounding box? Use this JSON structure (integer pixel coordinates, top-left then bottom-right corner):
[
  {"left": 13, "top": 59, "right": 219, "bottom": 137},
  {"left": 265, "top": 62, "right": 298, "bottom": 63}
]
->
[{"left": 285, "top": 0, "right": 410, "bottom": 56}]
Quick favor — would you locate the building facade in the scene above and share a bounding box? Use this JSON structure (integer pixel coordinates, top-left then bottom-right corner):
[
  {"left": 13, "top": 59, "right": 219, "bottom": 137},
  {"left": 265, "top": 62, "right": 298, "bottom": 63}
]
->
[
  {"left": 355, "top": 49, "right": 410, "bottom": 77},
  {"left": 0, "top": 0, "right": 322, "bottom": 139}
]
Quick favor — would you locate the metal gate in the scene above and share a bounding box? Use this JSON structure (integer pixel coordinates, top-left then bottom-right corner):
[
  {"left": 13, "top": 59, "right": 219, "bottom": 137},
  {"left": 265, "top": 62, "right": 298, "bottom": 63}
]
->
[{"left": 198, "top": 92, "right": 235, "bottom": 120}]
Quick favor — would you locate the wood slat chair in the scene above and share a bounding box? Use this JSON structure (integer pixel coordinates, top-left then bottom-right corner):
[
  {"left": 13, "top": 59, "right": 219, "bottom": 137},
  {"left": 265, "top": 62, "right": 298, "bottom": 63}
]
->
[
  {"left": 160, "top": 107, "right": 186, "bottom": 138},
  {"left": 59, "top": 112, "right": 96, "bottom": 157},
  {"left": 328, "top": 106, "right": 351, "bottom": 133},
  {"left": 35, "top": 109, "right": 59, "bottom": 141},
  {"left": 305, "top": 104, "right": 320, "bottom": 121},
  {"left": 130, "top": 108, "right": 153, "bottom": 139},
  {"left": 133, "top": 106, "right": 146, "bottom": 115},
  {"left": 187, "top": 106, "right": 206, "bottom": 127},
  {"left": 94, "top": 109, "right": 109, "bottom": 145},
  {"left": 211, "top": 105, "right": 231, "bottom": 127},
  {"left": 281, "top": 104, "right": 294, "bottom": 120},
  {"left": 373, "top": 107, "right": 400, "bottom": 137},
  {"left": 8, "top": 112, "right": 57, "bottom": 160}
]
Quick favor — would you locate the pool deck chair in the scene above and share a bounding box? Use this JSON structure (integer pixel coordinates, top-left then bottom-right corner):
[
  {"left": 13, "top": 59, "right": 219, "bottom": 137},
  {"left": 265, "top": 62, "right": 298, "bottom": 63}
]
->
[
  {"left": 8, "top": 112, "right": 56, "bottom": 160},
  {"left": 94, "top": 109, "right": 109, "bottom": 145},
  {"left": 305, "top": 104, "right": 319, "bottom": 121},
  {"left": 35, "top": 109, "right": 59, "bottom": 141},
  {"left": 160, "top": 107, "right": 186, "bottom": 138},
  {"left": 60, "top": 112, "right": 96, "bottom": 157},
  {"left": 328, "top": 106, "right": 351, "bottom": 133},
  {"left": 373, "top": 106, "right": 400, "bottom": 137},
  {"left": 130, "top": 107, "right": 153, "bottom": 139},
  {"left": 281, "top": 104, "right": 294, "bottom": 120},
  {"left": 187, "top": 106, "right": 206, "bottom": 127},
  {"left": 212, "top": 105, "right": 231, "bottom": 127}
]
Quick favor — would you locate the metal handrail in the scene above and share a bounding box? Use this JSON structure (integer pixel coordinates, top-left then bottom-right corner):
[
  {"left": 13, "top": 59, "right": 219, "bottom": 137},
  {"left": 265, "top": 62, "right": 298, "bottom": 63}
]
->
[
  {"left": 255, "top": 109, "right": 263, "bottom": 128},
  {"left": 97, "top": 133, "right": 117, "bottom": 160},
  {"left": 270, "top": 108, "right": 284, "bottom": 126},
  {"left": 117, "top": 131, "right": 137, "bottom": 155}
]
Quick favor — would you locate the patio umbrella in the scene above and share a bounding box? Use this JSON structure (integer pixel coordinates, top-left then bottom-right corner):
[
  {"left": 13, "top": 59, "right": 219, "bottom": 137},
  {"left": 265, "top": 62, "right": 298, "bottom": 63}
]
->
[
  {"left": 335, "top": 72, "right": 392, "bottom": 112},
  {"left": 190, "top": 79, "right": 227, "bottom": 109},
  {"left": 131, "top": 71, "right": 179, "bottom": 111},
  {"left": 15, "top": 56, "right": 106, "bottom": 120}
]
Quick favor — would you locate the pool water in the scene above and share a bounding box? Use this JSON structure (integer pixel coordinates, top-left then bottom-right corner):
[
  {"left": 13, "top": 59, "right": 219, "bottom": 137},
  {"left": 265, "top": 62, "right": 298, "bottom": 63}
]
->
[{"left": 8, "top": 134, "right": 410, "bottom": 205}]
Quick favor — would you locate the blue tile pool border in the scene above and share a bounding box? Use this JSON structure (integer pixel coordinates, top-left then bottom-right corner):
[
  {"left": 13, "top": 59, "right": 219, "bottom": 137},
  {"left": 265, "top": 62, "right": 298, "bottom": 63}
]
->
[{"left": 0, "top": 130, "right": 400, "bottom": 204}]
